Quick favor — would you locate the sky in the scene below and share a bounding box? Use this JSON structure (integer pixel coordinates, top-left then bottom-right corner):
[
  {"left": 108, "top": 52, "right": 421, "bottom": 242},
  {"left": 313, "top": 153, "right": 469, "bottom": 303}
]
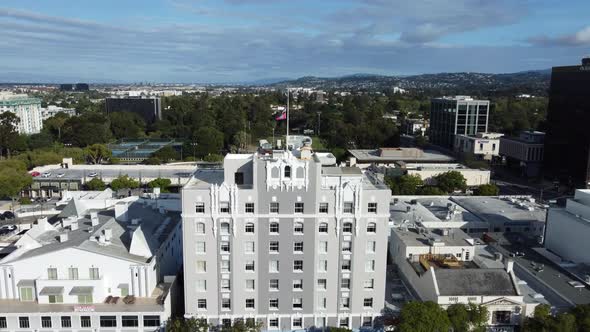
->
[{"left": 0, "top": 0, "right": 589, "bottom": 83}]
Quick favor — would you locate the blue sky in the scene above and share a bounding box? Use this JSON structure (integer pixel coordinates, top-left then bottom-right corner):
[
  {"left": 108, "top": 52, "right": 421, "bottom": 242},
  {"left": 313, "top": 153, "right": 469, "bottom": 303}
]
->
[{"left": 0, "top": 0, "right": 589, "bottom": 83}]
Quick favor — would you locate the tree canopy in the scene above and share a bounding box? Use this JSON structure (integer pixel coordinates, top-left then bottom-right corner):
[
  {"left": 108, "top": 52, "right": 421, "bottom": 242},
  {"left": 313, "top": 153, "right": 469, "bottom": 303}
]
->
[
  {"left": 474, "top": 184, "right": 499, "bottom": 196},
  {"left": 147, "top": 178, "right": 172, "bottom": 192},
  {"left": 397, "top": 301, "right": 451, "bottom": 332},
  {"left": 110, "top": 175, "right": 140, "bottom": 191},
  {"left": 434, "top": 171, "right": 468, "bottom": 193}
]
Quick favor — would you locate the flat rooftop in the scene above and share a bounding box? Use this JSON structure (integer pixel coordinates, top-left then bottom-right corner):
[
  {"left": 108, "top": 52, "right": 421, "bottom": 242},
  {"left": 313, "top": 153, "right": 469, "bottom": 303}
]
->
[
  {"left": 392, "top": 226, "right": 475, "bottom": 247},
  {"left": 451, "top": 196, "right": 546, "bottom": 226},
  {"left": 391, "top": 197, "right": 482, "bottom": 224},
  {"left": 349, "top": 148, "right": 454, "bottom": 163},
  {"left": 33, "top": 166, "right": 195, "bottom": 182},
  {"left": 435, "top": 269, "right": 517, "bottom": 296}
]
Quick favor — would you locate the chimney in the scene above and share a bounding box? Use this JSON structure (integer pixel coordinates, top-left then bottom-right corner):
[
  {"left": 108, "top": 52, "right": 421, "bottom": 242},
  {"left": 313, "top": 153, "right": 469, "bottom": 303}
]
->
[
  {"left": 59, "top": 233, "right": 69, "bottom": 242},
  {"left": 103, "top": 228, "right": 112, "bottom": 242},
  {"left": 504, "top": 258, "right": 514, "bottom": 273}
]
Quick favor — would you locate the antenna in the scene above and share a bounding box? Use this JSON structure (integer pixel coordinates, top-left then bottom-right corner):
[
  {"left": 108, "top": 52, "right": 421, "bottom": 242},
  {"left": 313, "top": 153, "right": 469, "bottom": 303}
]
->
[{"left": 286, "top": 88, "right": 290, "bottom": 150}]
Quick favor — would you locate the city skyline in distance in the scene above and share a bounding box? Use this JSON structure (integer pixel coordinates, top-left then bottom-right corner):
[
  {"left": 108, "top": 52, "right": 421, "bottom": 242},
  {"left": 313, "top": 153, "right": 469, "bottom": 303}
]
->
[{"left": 0, "top": 0, "right": 589, "bottom": 83}]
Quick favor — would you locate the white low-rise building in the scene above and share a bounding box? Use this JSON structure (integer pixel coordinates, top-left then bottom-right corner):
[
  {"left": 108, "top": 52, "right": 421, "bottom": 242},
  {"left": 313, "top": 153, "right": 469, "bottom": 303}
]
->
[
  {"left": 454, "top": 132, "right": 503, "bottom": 160},
  {"left": 0, "top": 190, "right": 183, "bottom": 331},
  {"left": 0, "top": 92, "right": 43, "bottom": 134},
  {"left": 40, "top": 105, "right": 76, "bottom": 121},
  {"left": 393, "top": 163, "right": 490, "bottom": 187}
]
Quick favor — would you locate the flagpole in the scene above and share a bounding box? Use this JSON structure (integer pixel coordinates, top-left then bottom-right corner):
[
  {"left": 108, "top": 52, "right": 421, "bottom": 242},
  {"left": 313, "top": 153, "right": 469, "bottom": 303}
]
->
[{"left": 286, "top": 87, "right": 290, "bottom": 150}]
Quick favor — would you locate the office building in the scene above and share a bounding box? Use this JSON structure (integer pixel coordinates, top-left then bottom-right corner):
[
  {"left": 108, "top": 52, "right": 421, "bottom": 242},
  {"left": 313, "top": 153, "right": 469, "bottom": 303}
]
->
[
  {"left": 544, "top": 57, "right": 590, "bottom": 188},
  {"left": 59, "top": 84, "right": 89, "bottom": 92},
  {"left": 545, "top": 189, "right": 590, "bottom": 264},
  {"left": 105, "top": 97, "right": 162, "bottom": 124},
  {"left": 499, "top": 131, "right": 545, "bottom": 178},
  {"left": 429, "top": 96, "right": 490, "bottom": 150},
  {"left": 181, "top": 147, "right": 391, "bottom": 330},
  {"left": 454, "top": 132, "right": 503, "bottom": 161},
  {"left": 0, "top": 92, "right": 43, "bottom": 134},
  {"left": 0, "top": 191, "right": 183, "bottom": 331}
]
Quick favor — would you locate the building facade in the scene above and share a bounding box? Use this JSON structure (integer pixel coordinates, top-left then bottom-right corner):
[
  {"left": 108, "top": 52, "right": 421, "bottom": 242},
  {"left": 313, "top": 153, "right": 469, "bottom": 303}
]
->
[
  {"left": 544, "top": 57, "right": 590, "bottom": 188},
  {"left": 0, "top": 194, "right": 183, "bottom": 331},
  {"left": 0, "top": 92, "right": 43, "bottom": 134},
  {"left": 430, "top": 96, "right": 490, "bottom": 150},
  {"left": 40, "top": 105, "right": 76, "bottom": 121},
  {"left": 105, "top": 97, "right": 162, "bottom": 124},
  {"left": 499, "top": 131, "right": 545, "bottom": 178},
  {"left": 181, "top": 150, "right": 391, "bottom": 330},
  {"left": 454, "top": 132, "right": 503, "bottom": 160}
]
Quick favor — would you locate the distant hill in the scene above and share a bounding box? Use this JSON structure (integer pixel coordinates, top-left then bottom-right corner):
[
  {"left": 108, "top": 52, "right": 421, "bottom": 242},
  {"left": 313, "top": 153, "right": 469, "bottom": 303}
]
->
[{"left": 268, "top": 70, "right": 551, "bottom": 95}]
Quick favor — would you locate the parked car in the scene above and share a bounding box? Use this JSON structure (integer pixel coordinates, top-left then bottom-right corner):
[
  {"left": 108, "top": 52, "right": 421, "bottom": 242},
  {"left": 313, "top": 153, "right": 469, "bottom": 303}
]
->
[
  {"left": 2, "top": 211, "right": 15, "bottom": 219},
  {"left": 88, "top": 172, "right": 98, "bottom": 177},
  {"left": 57, "top": 173, "right": 65, "bottom": 178},
  {"left": 41, "top": 172, "right": 51, "bottom": 178},
  {"left": 30, "top": 171, "right": 41, "bottom": 177}
]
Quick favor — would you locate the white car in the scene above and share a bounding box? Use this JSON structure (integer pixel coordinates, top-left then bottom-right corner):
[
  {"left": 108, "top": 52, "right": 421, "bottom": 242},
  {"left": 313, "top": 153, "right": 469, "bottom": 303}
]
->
[
  {"left": 88, "top": 172, "right": 98, "bottom": 177},
  {"left": 41, "top": 172, "right": 51, "bottom": 177},
  {"left": 57, "top": 173, "right": 65, "bottom": 178}
]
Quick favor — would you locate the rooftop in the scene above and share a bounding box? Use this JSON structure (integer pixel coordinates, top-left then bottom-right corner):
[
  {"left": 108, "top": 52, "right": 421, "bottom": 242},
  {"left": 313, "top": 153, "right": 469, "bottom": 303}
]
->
[
  {"left": 435, "top": 269, "right": 518, "bottom": 296},
  {"left": 392, "top": 226, "right": 476, "bottom": 247},
  {"left": 451, "top": 196, "right": 546, "bottom": 227},
  {"left": 349, "top": 148, "right": 455, "bottom": 163},
  {"left": 32, "top": 165, "right": 195, "bottom": 182}
]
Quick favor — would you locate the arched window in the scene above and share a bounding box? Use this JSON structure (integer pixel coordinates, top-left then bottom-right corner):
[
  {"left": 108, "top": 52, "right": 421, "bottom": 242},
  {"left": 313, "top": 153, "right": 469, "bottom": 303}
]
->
[
  {"left": 319, "top": 222, "right": 328, "bottom": 233},
  {"left": 366, "top": 222, "right": 377, "bottom": 233},
  {"left": 245, "top": 223, "right": 255, "bottom": 233},
  {"left": 196, "top": 222, "right": 206, "bottom": 234},
  {"left": 294, "top": 222, "right": 304, "bottom": 234},
  {"left": 342, "top": 222, "right": 353, "bottom": 234},
  {"left": 220, "top": 222, "right": 230, "bottom": 235},
  {"left": 284, "top": 166, "right": 291, "bottom": 178}
]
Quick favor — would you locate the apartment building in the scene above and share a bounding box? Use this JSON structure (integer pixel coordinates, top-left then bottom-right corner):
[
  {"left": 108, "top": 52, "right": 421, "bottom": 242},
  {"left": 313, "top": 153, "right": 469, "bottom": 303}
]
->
[
  {"left": 181, "top": 147, "right": 391, "bottom": 330},
  {"left": 0, "top": 92, "right": 43, "bottom": 134},
  {"left": 0, "top": 192, "right": 183, "bottom": 331}
]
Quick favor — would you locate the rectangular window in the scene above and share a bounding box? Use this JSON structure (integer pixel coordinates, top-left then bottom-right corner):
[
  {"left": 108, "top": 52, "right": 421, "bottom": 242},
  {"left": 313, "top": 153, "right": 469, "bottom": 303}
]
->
[
  {"left": 317, "top": 279, "right": 327, "bottom": 290},
  {"left": 78, "top": 295, "right": 93, "bottom": 304},
  {"left": 19, "top": 317, "right": 29, "bottom": 329},
  {"left": 318, "top": 297, "right": 327, "bottom": 309},
  {"left": 270, "top": 202, "right": 279, "bottom": 214},
  {"left": 245, "top": 241, "right": 255, "bottom": 253},
  {"left": 122, "top": 316, "right": 139, "bottom": 327},
  {"left": 269, "top": 318, "right": 279, "bottom": 328},
  {"left": 234, "top": 172, "right": 244, "bottom": 185},
  {"left": 49, "top": 295, "right": 63, "bottom": 303},
  {"left": 367, "top": 222, "right": 377, "bottom": 233},
  {"left": 366, "top": 260, "right": 375, "bottom": 272},
  {"left": 81, "top": 316, "right": 92, "bottom": 328},
  {"left": 220, "top": 260, "right": 230, "bottom": 273},
  {"left": 342, "top": 241, "right": 352, "bottom": 252},
  {"left": 269, "top": 241, "right": 279, "bottom": 253},
  {"left": 269, "top": 298, "right": 279, "bottom": 310},
  {"left": 318, "top": 259, "right": 327, "bottom": 272},
  {"left": 342, "top": 260, "right": 351, "bottom": 271},
  {"left": 0, "top": 317, "right": 6, "bottom": 329},
  {"left": 366, "top": 241, "right": 376, "bottom": 253},
  {"left": 269, "top": 260, "right": 279, "bottom": 273},
  {"left": 195, "top": 202, "right": 205, "bottom": 213},
  {"left": 343, "top": 202, "right": 354, "bottom": 213},
  {"left": 368, "top": 202, "right": 377, "bottom": 213},
  {"left": 68, "top": 267, "right": 79, "bottom": 280},
  {"left": 196, "top": 260, "right": 207, "bottom": 273},
  {"left": 220, "top": 202, "right": 230, "bottom": 213},
  {"left": 100, "top": 316, "right": 117, "bottom": 327},
  {"left": 341, "top": 278, "right": 351, "bottom": 290},
  {"left": 319, "top": 202, "right": 329, "bottom": 213},
  {"left": 293, "top": 222, "right": 304, "bottom": 233},
  {"left": 220, "top": 241, "right": 230, "bottom": 253},
  {"left": 319, "top": 223, "right": 328, "bottom": 233},
  {"left": 143, "top": 316, "right": 160, "bottom": 327},
  {"left": 196, "top": 279, "right": 207, "bottom": 291},
  {"left": 319, "top": 241, "right": 328, "bottom": 253},
  {"left": 364, "top": 279, "right": 374, "bottom": 289},
  {"left": 196, "top": 241, "right": 206, "bottom": 253},
  {"left": 342, "top": 222, "right": 353, "bottom": 233},
  {"left": 19, "top": 287, "right": 33, "bottom": 301},
  {"left": 61, "top": 316, "right": 72, "bottom": 328},
  {"left": 89, "top": 267, "right": 100, "bottom": 280},
  {"left": 293, "top": 260, "right": 303, "bottom": 272},
  {"left": 294, "top": 241, "right": 304, "bottom": 253},
  {"left": 245, "top": 260, "right": 255, "bottom": 272},
  {"left": 246, "top": 279, "right": 255, "bottom": 290},
  {"left": 269, "top": 279, "right": 279, "bottom": 290},
  {"left": 340, "top": 317, "right": 349, "bottom": 327},
  {"left": 245, "top": 202, "right": 255, "bottom": 213},
  {"left": 197, "top": 299, "right": 207, "bottom": 309},
  {"left": 42, "top": 316, "right": 52, "bottom": 328},
  {"left": 364, "top": 298, "right": 374, "bottom": 308},
  {"left": 220, "top": 223, "right": 230, "bottom": 234},
  {"left": 293, "top": 279, "right": 303, "bottom": 290},
  {"left": 221, "top": 279, "right": 230, "bottom": 291},
  {"left": 196, "top": 222, "right": 205, "bottom": 234},
  {"left": 246, "top": 298, "right": 255, "bottom": 309},
  {"left": 245, "top": 223, "right": 255, "bottom": 233},
  {"left": 47, "top": 267, "right": 58, "bottom": 280},
  {"left": 340, "top": 297, "right": 350, "bottom": 309},
  {"left": 269, "top": 222, "right": 279, "bottom": 233},
  {"left": 363, "top": 317, "right": 373, "bottom": 327},
  {"left": 222, "top": 298, "right": 231, "bottom": 310},
  {"left": 293, "top": 297, "right": 303, "bottom": 309},
  {"left": 295, "top": 202, "right": 304, "bottom": 213},
  {"left": 293, "top": 317, "right": 303, "bottom": 328}
]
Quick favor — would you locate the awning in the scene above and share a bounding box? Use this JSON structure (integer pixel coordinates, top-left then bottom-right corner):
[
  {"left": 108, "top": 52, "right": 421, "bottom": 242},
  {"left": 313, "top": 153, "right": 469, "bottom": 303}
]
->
[
  {"left": 17, "top": 280, "right": 35, "bottom": 287},
  {"left": 40, "top": 286, "right": 64, "bottom": 296},
  {"left": 69, "top": 286, "right": 94, "bottom": 296},
  {"left": 117, "top": 283, "right": 129, "bottom": 289}
]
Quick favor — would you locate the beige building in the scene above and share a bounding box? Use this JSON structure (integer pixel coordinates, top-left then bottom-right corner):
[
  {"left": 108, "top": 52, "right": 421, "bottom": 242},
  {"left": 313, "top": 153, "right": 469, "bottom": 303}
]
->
[{"left": 454, "top": 132, "right": 503, "bottom": 160}]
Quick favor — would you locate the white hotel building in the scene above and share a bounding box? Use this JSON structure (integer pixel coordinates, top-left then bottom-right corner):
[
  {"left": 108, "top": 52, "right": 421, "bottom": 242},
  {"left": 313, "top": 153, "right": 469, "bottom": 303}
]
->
[{"left": 0, "top": 92, "right": 43, "bottom": 134}]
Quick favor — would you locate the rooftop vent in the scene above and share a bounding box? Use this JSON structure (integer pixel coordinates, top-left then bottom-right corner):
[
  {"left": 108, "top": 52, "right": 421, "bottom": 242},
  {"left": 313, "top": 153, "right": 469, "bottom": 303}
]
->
[
  {"left": 58, "top": 233, "right": 68, "bottom": 242},
  {"left": 70, "top": 222, "right": 79, "bottom": 231},
  {"left": 103, "top": 228, "right": 112, "bottom": 242}
]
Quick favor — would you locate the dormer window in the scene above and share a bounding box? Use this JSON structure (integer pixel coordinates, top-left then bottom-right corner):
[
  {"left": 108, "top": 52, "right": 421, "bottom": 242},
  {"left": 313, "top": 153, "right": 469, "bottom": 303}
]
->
[{"left": 284, "top": 166, "right": 291, "bottom": 178}]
